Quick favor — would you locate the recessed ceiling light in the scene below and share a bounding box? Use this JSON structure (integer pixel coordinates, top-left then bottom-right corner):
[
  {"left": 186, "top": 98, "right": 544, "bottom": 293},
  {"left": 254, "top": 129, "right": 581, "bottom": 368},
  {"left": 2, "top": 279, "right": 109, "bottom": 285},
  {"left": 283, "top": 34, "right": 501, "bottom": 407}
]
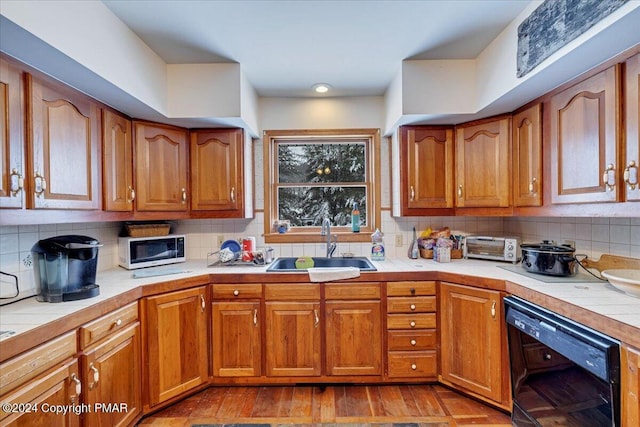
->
[{"left": 312, "top": 83, "right": 331, "bottom": 93}]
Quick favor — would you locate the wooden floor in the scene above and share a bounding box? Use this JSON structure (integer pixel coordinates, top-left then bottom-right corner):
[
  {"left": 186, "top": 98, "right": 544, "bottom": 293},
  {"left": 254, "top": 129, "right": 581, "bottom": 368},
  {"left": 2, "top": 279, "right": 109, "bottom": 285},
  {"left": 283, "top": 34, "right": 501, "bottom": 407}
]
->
[{"left": 137, "top": 385, "right": 512, "bottom": 426}]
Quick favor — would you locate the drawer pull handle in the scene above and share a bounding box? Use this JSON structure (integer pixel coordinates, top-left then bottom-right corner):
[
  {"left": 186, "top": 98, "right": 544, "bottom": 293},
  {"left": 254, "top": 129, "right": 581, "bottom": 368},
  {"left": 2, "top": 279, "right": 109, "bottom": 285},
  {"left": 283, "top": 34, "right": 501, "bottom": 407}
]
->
[
  {"left": 410, "top": 321, "right": 416, "bottom": 328},
  {"left": 410, "top": 304, "right": 416, "bottom": 311},
  {"left": 411, "top": 364, "right": 417, "bottom": 370},
  {"left": 89, "top": 363, "right": 99, "bottom": 389},
  {"left": 113, "top": 319, "right": 122, "bottom": 328},
  {"left": 410, "top": 288, "right": 416, "bottom": 295},
  {"left": 233, "top": 290, "right": 240, "bottom": 296},
  {"left": 410, "top": 339, "right": 417, "bottom": 346}
]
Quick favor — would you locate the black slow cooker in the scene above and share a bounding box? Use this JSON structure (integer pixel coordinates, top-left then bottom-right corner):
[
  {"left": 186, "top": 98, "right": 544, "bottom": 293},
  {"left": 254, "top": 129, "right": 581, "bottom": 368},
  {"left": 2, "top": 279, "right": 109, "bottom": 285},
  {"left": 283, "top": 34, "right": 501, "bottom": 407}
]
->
[{"left": 520, "top": 242, "right": 578, "bottom": 277}]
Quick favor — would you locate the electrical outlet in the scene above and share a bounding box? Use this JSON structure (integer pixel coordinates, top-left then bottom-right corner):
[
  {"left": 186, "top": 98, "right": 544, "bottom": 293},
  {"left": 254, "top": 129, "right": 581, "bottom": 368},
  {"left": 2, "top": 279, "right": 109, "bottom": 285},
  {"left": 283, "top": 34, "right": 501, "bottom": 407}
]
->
[
  {"left": 216, "top": 235, "right": 225, "bottom": 247},
  {"left": 395, "top": 234, "right": 403, "bottom": 247}
]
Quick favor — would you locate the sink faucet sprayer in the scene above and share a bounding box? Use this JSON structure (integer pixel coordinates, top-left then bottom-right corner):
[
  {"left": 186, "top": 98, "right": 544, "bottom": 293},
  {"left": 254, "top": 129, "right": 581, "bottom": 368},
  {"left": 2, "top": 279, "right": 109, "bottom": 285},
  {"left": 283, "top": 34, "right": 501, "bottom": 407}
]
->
[{"left": 321, "top": 217, "right": 337, "bottom": 258}]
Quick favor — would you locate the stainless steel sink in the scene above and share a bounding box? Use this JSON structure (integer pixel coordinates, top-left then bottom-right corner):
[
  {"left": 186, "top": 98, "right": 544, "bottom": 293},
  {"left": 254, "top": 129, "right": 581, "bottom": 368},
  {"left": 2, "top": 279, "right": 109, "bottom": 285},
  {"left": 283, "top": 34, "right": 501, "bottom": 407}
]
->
[{"left": 266, "top": 257, "right": 377, "bottom": 272}]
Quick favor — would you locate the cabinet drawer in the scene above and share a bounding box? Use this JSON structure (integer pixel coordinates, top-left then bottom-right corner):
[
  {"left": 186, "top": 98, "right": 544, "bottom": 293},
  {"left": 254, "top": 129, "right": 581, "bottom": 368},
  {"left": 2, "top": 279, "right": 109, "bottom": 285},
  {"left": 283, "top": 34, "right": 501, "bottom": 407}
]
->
[
  {"left": 387, "top": 330, "right": 437, "bottom": 351},
  {"left": 325, "top": 283, "right": 380, "bottom": 300},
  {"left": 388, "top": 351, "right": 437, "bottom": 378},
  {"left": 387, "top": 281, "right": 436, "bottom": 297},
  {"left": 79, "top": 302, "right": 138, "bottom": 349},
  {"left": 212, "top": 284, "right": 262, "bottom": 300},
  {"left": 387, "top": 296, "right": 436, "bottom": 313},
  {"left": 265, "top": 284, "right": 320, "bottom": 300},
  {"left": 387, "top": 313, "right": 436, "bottom": 330},
  {"left": 0, "top": 331, "right": 76, "bottom": 396}
]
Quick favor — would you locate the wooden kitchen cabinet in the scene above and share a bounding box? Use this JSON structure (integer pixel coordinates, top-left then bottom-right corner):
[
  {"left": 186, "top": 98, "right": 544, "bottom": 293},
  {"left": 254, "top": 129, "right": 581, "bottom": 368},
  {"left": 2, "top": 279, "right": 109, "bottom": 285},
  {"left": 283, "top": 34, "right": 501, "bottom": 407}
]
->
[
  {"left": 26, "top": 73, "right": 101, "bottom": 210},
  {"left": 622, "top": 344, "right": 640, "bottom": 427},
  {"left": 102, "top": 109, "right": 134, "bottom": 211},
  {"left": 512, "top": 103, "right": 542, "bottom": 207},
  {"left": 399, "top": 126, "right": 454, "bottom": 215},
  {"left": 78, "top": 302, "right": 141, "bottom": 427},
  {"left": 325, "top": 283, "right": 382, "bottom": 376},
  {"left": 455, "top": 115, "right": 511, "bottom": 208},
  {"left": 134, "top": 121, "right": 189, "bottom": 212},
  {"left": 190, "top": 128, "right": 244, "bottom": 216},
  {"left": 549, "top": 65, "right": 621, "bottom": 204},
  {"left": 624, "top": 53, "right": 640, "bottom": 202},
  {"left": 265, "top": 284, "right": 321, "bottom": 377},
  {"left": 439, "top": 282, "right": 509, "bottom": 408},
  {"left": 144, "top": 286, "right": 208, "bottom": 407},
  {"left": 211, "top": 284, "right": 263, "bottom": 377},
  {"left": 0, "top": 56, "right": 26, "bottom": 209}
]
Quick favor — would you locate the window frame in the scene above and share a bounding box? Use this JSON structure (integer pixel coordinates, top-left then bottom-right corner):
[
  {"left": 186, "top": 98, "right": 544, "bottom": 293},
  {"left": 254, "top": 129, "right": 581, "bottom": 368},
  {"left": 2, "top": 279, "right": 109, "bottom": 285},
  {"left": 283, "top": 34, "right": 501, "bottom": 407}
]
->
[{"left": 263, "top": 128, "right": 381, "bottom": 244}]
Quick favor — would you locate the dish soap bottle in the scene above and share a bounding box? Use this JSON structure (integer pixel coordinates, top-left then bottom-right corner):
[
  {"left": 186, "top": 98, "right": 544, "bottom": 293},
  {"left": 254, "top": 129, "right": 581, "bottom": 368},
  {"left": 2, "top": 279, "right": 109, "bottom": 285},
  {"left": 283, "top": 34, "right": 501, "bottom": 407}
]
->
[
  {"left": 351, "top": 202, "right": 360, "bottom": 233},
  {"left": 371, "top": 228, "right": 385, "bottom": 260}
]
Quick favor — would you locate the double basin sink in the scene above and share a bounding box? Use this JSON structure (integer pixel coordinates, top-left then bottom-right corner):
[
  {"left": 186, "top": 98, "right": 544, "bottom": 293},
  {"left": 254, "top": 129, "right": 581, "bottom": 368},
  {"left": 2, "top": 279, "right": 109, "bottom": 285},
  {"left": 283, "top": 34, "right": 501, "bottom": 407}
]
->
[{"left": 266, "top": 256, "right": 377, "bottom": 272}]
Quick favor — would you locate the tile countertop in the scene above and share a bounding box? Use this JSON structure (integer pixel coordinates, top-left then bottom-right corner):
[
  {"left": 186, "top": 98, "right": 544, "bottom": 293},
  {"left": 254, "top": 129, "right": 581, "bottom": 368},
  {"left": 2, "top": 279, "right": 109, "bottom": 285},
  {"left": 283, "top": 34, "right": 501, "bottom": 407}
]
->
[{"left": 1, "top": 257, "right": 639, "bottom": 346}]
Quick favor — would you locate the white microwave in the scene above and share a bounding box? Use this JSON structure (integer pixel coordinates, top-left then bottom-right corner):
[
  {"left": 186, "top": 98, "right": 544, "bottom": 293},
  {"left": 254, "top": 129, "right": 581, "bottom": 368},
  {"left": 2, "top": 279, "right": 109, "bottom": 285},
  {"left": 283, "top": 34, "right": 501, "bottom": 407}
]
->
[{"left": 118, "top": 235, "right": 186, "bottom": 270}]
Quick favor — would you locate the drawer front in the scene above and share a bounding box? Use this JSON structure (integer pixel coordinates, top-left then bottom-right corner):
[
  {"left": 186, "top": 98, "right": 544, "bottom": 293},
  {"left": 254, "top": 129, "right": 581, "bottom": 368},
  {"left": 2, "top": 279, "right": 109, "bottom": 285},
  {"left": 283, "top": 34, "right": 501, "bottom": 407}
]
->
[
  {"left": 265, "top": 284, "right": 320, "bottom": 300},
  {"left": 387, "top": 296, "right": 436, "bottom": 313},
  {"left": 212, "top": 284, "right": 263, "bottom": 300},
  {"left": 387, "top": 281, "right": 436, "bottom": 297},
  {"left": 387, "top": 313, "right": 436, "bottom": 330},
  {"left": 325, "top": 283, "right": 380, "bottom": 300},
  {"left": 79, "top": 301, "right": 138, "bottom": 349},
  {"left": 388, "top": 351, "right": 437, "bottom": 378},
  {"left": 387, "top": 330, "right": 437, "bottom": 351}
]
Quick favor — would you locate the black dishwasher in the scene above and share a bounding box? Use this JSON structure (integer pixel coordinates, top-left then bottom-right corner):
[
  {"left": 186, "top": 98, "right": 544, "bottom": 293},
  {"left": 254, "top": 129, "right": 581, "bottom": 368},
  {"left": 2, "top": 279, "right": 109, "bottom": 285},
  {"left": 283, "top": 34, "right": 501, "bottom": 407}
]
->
[{"left": 504, "top": 296, "right": 620, "bottom": 427}]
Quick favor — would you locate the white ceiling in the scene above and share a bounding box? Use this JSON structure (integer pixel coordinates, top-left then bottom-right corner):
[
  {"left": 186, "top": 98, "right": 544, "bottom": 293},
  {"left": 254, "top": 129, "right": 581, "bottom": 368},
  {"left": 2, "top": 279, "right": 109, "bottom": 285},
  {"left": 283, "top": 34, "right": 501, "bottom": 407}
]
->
[{"left": 102, "top": 0, "right": 533, "bottom": 97}]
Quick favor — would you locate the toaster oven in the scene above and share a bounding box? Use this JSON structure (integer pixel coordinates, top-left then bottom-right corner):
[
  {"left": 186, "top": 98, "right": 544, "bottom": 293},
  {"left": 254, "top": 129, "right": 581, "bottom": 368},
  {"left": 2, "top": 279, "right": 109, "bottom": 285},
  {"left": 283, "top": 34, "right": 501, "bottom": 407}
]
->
[{"left": 463, "top": 236, "right": 520, "bottom": 264}]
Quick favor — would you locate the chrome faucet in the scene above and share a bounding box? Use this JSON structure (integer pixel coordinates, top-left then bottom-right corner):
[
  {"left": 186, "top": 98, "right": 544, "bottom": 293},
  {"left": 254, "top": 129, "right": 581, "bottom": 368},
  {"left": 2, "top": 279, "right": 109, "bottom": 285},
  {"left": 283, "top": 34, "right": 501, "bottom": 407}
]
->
[{"left": 321, "top": 217, "right": 337, "bottom": 258}]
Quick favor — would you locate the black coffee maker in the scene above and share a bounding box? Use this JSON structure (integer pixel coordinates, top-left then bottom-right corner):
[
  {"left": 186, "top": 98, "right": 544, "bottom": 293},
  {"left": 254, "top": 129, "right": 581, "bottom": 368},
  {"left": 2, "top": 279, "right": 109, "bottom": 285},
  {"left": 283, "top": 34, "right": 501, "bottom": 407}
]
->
[{"left": 31, "top": 235, "right": 102, "bottom": 302}]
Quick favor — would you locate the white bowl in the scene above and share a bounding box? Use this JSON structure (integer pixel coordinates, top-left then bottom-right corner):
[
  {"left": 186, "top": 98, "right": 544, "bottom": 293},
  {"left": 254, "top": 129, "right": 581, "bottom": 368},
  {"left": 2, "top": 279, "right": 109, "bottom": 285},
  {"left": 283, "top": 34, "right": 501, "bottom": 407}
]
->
[{"left": 601, "top": 269, "right": 640, "bottom": 297}]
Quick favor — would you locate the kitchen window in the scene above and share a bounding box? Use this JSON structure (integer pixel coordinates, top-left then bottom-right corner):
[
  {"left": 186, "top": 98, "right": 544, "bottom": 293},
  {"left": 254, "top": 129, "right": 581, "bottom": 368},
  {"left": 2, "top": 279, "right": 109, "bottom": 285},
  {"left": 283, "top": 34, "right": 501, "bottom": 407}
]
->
[{"left": 263, "top": 129, "right": 381, "bottom": 243}]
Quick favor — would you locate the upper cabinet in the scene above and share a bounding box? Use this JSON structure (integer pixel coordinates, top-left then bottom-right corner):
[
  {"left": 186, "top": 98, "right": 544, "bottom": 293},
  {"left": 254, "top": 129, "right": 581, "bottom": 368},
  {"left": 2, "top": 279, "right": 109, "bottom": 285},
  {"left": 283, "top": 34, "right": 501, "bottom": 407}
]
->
[
  {"left": 399, "top": 126, "right": 454, "bottom": 215},
  {"left": 625, "top": 53, "right": 640, "bottom": 202},
  {"left": 134, "top": 121, "right": 189, "bottom": 212},
  {"left": 455, "top": 116, "right": 511, "bottom": 208},
  {"left": 27, "top": 74, "right": 102, "bottom": 210},
  {"left": 190, "top": 128, "right": 244, "bottom": 216},
  {"left": 102, "top": 109, "right": 134, "bottom": 212},
  {"left": 0, "top": 56, "right": 25, "bottom": 209},
  {"left": 549, "top": 65, "right": 621, "bottom": 204},
  {"left": 512, "top": 104, "right": 542, "bottom": 207}
]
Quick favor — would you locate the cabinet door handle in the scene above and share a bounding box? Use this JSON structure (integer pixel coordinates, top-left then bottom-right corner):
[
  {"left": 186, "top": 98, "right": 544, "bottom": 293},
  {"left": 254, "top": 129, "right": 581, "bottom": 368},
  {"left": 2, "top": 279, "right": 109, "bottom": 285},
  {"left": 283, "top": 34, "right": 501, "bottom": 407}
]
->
[
  {"left": 491, "top": 300, "right": 496, "bottom": 319},
  {"left": 181, "top": 188, "right": 187, "bottom": 203},
  {"left": 127, "top": 186, "right": 136, "bottom": 202},
  {"left": 410, "top": 185, "right": 415, "bottom": 201},
  {"left": 602, "top": 163, "right": 616, "bottom": 191},
  {"left": 34, "top": 171, "right": 47, "bottom": 197},
  {"left": 200, "top": 295, "right": 206, "bottom": 312},
  {"left": 314, "top": 309, "right": 319, "bottom": 327},
  {"left": 529, "top": 177, "right": 537, "bottom": 194},
  {"left": 457, "top": 184, "right": 463, "bottom": 197},
  {"left": 10, "top": 168, "right": 24, "bottom": 197},
  {"left": 624, "top": 160, "right": 638, "bottom": 190},
  {"left": 71, "top": 373, "right": 82, "bottom": 396},
  {"left": 230, "top": 187, "right": 236, "bottom": 203},
  {"left": 253, "top": 309, "right": 258, "bottom": 326},
  {"left": 88, "top": 363, "right": 99, "bottom": 389}
]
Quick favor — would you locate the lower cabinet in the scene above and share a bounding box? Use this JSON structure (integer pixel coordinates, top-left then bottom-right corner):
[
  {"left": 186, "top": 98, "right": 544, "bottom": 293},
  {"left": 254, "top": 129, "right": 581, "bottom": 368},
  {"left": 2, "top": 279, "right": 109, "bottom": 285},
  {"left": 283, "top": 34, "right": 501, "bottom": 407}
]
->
[
  {"left": 144, "top": 286, "right": 209, "bottom": 407},
  {"left": 439, "top": 282, "right": 510, "bottom": 408},
  {"left": 622, "top": 344, "right": 640, "bottom": 427}
]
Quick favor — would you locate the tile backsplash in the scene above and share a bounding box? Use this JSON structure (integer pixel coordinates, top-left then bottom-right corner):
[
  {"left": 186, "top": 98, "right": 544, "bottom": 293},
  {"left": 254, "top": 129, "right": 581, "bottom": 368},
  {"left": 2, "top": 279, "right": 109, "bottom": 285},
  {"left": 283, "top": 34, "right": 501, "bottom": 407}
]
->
[{"left": 1, "top": 215, "right": 637, "bottom": 298}]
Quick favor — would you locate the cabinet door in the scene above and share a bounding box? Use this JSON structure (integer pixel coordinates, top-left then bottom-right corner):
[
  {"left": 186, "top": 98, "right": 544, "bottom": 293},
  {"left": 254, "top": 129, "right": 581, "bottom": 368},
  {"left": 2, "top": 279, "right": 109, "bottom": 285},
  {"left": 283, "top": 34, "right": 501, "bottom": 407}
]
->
[
  {"left": 265, "top": 301, "right": 321, "bottom": 376},
  {"left": 439, "top": 282, "right": 504, "bottom": 404},
  {"left": 550, "top": 65, "right": 620, "bottom": 204},
  {"left": 455, "top": 117, "right": 511, "bottom": 207},
  {"left": 81, "top": 323, "right": 141, "bottom": 427},
  {"left": 27, "top": 74, "right": 101, "bottom": 210},
  {"left": 625, "top": 53, "right": 640, "bottom": 202},
  {"left": 190, "top": 129, "right": 243, "bottom": 214},
  {"left": 144, "top": 286, "right": 208, "bottom": 406},
  {"left": 212, "top": 301, "right": 261, "bottom": 377},
  {"left": 400, "top": 126, "right": 454, "bottom": 214},
  {"left": 0, "top": 56, "right": 25, "bottom": 209},
  {"left": 512, "top": 104, "right": 542, "bottom": 207},
  {"left": 621, "top": 345, "right": 640, "bottom": 427},
  {"left": 0, "top": 358, "right": 80, "bottom": 427},
  {"left": 134, "top": 121, "right": 188, "bottom": 211},
  {"left": 102, "top": 109, "right": 133, "bottom": 211},
  {"left": 325, "top": 300, "right": 382, "bottom": 376}
]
